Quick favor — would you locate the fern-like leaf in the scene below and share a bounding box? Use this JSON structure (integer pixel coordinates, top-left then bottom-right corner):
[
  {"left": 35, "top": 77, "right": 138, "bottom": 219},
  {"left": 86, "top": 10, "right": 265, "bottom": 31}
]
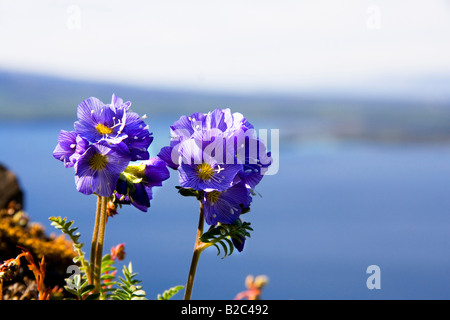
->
[
  {"left": 99, "top": 254, "right": 118, "bottom": 299},
  {"left": 49, "top": 216, "right": 97, "bottom": 299},
  {"left": 64, "top": 273, "right": 99, "bottom": 300},
  {"left": 199, "top": 218, "right": 253, "bottom": 258},
  {"left": 157, "top": 285, "right": 184, "bottom": 300},
  {"left": 49, "top": 216, "right": 89, "bottom": 274},
  {"left": 110, "top": 262, "right": 147, "bottom": 300}
]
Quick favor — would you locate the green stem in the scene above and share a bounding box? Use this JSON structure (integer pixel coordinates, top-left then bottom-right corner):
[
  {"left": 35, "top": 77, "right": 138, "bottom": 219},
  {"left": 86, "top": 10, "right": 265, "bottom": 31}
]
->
[
  {"left": 89, "top": 195, "right": 102, "bottom": 285},
  {"left": 184, "top": 201, "right": 205, "bottom": 300},
  {"left": 94, "top": 196, "right": 108, "bottom": 295}
]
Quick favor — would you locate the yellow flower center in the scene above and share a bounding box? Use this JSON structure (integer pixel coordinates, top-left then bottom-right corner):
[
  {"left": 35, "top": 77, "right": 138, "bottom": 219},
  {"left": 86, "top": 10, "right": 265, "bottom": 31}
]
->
[
  {"left": 196, "top": 163, "right": 215, "bottom": 181},
  {"left": 206, "top": 190, "right": 221, "bottom": 203},
  {"left": 89, "top": 153, "right": 108, "bottom": 171},
  {"left": 96, "top": 123, "right": 113, "bottom": 135}
]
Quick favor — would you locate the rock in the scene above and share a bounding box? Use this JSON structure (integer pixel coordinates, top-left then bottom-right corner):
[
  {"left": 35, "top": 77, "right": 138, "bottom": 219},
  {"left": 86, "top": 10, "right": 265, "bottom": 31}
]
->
[
  {"left": 0, "top": 164, "right": 24, "bottom": 210},
  {"left": 0, "top": 164, "right": 74, "bottom": 299}
]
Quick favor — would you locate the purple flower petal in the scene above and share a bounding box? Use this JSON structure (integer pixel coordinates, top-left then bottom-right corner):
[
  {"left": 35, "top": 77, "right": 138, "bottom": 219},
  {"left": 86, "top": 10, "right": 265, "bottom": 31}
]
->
[
  {"left": 170, "top": 112, "right": 207, "bottom": 138},
  {"left": 203, "top": 182, "right": 251, "bottom": 225},
  {"left": 122, "top": 111, "right": 153, "bottom": 161},
  {"left": 53, "top": 130, "right": 89, "bottom": 168},
  {"left": 53, "top": 130, "right": 78, "bottom": 167},
  {"left": 157, "top": 146, "right": 179, "bottom": 170},
  {"left": 205, "top": 109, "right": 227, "bottom": 132},
  {"left": 232, "top": 235, "right": 246, "bottom": 252},
  {"left": 75, "top": 174, "right": 99, "bottom": 196},
  {"left": 143, "top": 157, "right": 170, "bottom": 187}
]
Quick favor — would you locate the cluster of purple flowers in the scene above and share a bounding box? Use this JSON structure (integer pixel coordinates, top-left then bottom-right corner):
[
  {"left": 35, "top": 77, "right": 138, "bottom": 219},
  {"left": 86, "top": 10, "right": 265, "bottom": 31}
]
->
[
  {"left": 54, "top": 99, "right": 271, "bottom": 252},
  {"left": 53, "top": 94, "right": 169, "bottom": 212},
  {"left": 158, "top": 109, "right": 272, "bottom": 249}
]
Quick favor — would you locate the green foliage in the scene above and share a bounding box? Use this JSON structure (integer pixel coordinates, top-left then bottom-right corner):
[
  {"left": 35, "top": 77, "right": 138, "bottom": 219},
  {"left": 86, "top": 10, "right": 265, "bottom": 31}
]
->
[
  {"left": 48, "top": 217, "right": 152, "bottom": 300},
  {"left": 176, "top": 186, "right": 202, "bottom": 200},
  {"left": 110, "top": 262, "right": 147, "bottom": 300},
  {"left": 64, "top": 273, "right": 99, "bottom": 300},
  {"left": 99, "top": 253, "right": 118, "bottom": 299},
  {"left": 49, "top": 216, "right": 89, "bottom": 273},
  {"left": 157, "top": 285, "right": 184, "bottom": 300},
  {"left": 49, "top": 216, "right": 97, "bottom": 299},
  {"left": 199, "top": 219, "right": 253, "bottom": 258}
]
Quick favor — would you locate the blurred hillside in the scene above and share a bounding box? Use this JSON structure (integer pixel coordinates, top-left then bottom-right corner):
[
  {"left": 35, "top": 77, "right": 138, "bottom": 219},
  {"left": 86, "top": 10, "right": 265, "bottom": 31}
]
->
[{"left": 1, "top": 70, "right": 450, "bottom": 144}]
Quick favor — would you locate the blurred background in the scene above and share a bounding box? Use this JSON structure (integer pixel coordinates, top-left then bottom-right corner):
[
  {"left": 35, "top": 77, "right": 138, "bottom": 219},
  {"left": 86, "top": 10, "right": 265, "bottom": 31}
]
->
[{"left": 0, "top": 0, "right": 450, "bottom": 299}]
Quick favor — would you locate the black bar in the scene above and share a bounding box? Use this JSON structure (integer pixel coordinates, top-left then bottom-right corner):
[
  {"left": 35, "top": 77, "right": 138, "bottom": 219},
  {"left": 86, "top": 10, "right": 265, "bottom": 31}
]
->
[{"left": 0, "top": 299, "right": 444, "bottom": 318}]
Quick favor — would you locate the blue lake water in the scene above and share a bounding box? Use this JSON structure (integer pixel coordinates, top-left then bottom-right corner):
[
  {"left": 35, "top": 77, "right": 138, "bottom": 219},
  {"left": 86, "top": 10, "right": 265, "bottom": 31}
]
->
[{"left": 1, "top": 118, "right": 450, "bottom": 299}]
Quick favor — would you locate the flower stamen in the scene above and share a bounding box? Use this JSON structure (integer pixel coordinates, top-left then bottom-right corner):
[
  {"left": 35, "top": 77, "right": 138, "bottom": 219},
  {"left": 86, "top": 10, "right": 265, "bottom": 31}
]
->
[
  {"left": 206, "top": 190, "right": 221, "bottom": 203},
  {"left": 96, "top": 123, "right": 113, "bottom": 135},
  {"left": 196, "top": 163, "right": 215, "bottom": 181},
  {"left": 89, "top": 153, "right": 108, "bottom": 171}
]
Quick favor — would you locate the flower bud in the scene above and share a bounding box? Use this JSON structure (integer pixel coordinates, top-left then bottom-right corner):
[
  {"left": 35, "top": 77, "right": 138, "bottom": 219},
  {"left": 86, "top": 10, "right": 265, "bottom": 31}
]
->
[
  {"left": 106, "top": 200, "right": 118, "bottom": 218},
  {"left": 110, "top": 243, "right": 126, "bottom": 261}
]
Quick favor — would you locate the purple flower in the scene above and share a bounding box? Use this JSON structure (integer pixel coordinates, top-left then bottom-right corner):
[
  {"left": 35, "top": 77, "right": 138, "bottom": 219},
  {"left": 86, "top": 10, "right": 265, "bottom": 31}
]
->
[
  {"left": 159, "top": 108, "right": 273, "bottom": 192},
  {"left": 202, "top": 182, "right": 252, "bottom": 225},
  {"left": 54, "top": 93, "right": 160, "bottom": 204},
  {"left": 158, "top": 108, "right": 258, "bottom": 171},
  {"left": 177, "top": 138, "right": 242, "bottom": 192},
  {"left": 114, "top": 157, "right": 170, "bottom": 212},
  {"left": 53, "top": 130, "right": 88, "bottom": 168},
  {"left": 159, "top": 108, "right": 272, "bottom": 218},
  {"left": 74, "top": 95, "right": 128, "bottom": 144},
  {"left": 75, "top": 141, "right": 130, "bottom": 197}
]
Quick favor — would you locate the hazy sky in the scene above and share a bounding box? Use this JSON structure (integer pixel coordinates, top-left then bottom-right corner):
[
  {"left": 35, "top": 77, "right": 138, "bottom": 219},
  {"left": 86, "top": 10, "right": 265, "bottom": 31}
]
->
[{"left": 1, "top": 1, "right": 450, "bottom": 96}]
